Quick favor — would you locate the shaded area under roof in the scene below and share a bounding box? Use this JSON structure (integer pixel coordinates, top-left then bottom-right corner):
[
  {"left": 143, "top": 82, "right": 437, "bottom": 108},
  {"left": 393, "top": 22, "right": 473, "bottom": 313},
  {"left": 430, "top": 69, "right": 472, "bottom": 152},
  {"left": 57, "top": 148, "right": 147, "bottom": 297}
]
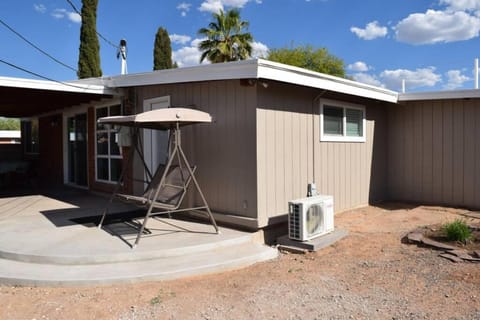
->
[{"left": 0, "top": 77, "right": 118, "bottom": 118}]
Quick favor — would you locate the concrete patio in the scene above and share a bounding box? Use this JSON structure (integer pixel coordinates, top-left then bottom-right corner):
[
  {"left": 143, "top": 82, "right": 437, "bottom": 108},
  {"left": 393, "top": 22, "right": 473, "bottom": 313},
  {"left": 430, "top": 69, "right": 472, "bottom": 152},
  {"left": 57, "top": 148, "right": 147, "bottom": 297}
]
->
[{"left": 0, "top": 188, "right": 278, "bottom": 286}]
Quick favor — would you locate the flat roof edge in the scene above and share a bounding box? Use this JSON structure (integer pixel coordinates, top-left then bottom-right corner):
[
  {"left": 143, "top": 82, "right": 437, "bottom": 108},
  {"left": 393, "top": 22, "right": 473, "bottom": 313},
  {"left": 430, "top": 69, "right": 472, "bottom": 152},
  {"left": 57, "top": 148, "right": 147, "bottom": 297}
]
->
[
  {"left": 101, "top": 59, "right": 259, "bottom": 87},
  {"left": 99, "top": 59, "right": 398, "bottom": 103},
  {"left": 0, "top": 76, "right": 118, "bottom": 95},
  {"left": 399, "top": 89, "right": 480, "bottom": 101},
  {"left": 256, "top": 59, "right": 398, "bottom": 103}
]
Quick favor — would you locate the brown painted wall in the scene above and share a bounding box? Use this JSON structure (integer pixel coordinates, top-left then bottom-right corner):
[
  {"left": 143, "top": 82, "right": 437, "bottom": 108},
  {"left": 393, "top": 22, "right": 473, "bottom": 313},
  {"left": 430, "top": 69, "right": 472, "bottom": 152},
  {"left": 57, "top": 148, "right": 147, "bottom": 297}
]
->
[
  {"left": 135, "top": 80, "right": 258, "bottom": 219},
  {"left": 134, "top": 80, "right": 389, "bottom": 228},
  {"left": 256, "top": 82, "right": 388, "bottom": 226},
  {"left": 388, "top": 99, "right": 480, "bottom": 209}
]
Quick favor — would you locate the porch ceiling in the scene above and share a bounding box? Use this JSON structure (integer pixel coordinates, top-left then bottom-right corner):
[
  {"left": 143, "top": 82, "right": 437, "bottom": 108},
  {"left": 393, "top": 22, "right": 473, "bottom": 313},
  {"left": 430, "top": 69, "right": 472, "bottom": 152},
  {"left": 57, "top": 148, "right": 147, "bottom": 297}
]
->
[{"left": 0, "top": 86, "right": 113, "bottom": 118}]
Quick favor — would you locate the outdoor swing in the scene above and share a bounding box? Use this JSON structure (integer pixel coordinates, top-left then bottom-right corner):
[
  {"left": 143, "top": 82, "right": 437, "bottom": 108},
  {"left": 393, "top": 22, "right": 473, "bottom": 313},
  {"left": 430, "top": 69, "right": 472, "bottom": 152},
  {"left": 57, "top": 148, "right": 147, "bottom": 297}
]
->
[{"left": 97, "top": 107, "right": 219, "bottom": 248}]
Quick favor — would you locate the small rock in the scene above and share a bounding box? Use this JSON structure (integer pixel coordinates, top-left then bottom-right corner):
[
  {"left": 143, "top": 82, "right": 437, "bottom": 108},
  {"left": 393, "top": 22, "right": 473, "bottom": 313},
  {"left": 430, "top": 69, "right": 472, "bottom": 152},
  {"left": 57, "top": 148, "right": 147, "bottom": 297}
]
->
[
  {"left": 439, "top": 253, "right": 463, "bottom": 263},
  {"left": 407, "top": 232, "right": 423, "bottom": 243}
]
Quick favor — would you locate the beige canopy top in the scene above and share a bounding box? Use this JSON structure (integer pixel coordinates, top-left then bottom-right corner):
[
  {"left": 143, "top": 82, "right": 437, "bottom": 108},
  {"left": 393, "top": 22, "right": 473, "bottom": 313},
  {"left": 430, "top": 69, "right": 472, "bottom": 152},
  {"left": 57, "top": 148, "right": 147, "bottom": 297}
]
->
[{"left": 97, "top": 107, "right": 212, "bottom": 130}]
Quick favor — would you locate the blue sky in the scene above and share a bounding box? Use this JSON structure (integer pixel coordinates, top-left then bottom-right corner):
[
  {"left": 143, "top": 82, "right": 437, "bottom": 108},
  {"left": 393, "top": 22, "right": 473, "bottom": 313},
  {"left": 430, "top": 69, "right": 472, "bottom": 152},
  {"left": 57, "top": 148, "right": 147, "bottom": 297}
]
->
[{"left": 1, "top": 0, "right": 480, "bottom": 92}]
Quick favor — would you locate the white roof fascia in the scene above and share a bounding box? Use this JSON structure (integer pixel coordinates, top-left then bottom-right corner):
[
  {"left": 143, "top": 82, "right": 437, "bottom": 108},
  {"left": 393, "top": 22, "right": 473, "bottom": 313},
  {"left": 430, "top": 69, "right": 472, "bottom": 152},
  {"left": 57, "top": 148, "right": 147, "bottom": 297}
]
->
[
  {"left": 0, "top": 76, "right": 119, "bottom": 96},
  {"left": 399, "top": 89, "right": 480, "bottom": 101},
  {"left": 256, "top": 59, "right": 398, "bottom": 103},
  {"left": 96, "top": 59, "right": 398, "bottom": 103},
  {"left": 99, "top": 59, "right": 259, "bottom": 88}
]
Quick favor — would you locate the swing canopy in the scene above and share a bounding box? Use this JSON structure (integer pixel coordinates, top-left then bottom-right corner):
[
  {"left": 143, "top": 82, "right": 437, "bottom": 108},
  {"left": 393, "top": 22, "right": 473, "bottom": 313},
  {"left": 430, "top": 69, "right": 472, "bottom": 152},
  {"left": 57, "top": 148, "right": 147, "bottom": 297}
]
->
[{"left": 97, "top": 107, "right": 212, "bottom": 130}]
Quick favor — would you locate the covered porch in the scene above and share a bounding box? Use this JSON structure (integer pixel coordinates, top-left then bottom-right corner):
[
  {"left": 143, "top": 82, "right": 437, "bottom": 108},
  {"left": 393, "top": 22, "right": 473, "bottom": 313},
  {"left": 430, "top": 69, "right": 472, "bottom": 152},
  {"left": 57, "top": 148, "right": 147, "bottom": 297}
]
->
[{"left": 0, "top": 76, "right": 119, "bottom": 189}]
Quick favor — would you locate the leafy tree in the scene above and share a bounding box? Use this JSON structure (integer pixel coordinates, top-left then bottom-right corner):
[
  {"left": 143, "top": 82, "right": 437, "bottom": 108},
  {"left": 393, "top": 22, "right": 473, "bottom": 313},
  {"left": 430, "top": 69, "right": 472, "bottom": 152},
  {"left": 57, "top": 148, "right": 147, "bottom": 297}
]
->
[
  {"left": 0, "top": 118, "right": 20, "bottom": 130},
  {"left": 153, "top": 27, "right": 173, "bottom": 70},
  {"left": 77, "top": 0, "right": 102, "bottom": 78},
  {"left": 198, "top": 9, "right": 253, "bottom": 63},
  {"left": 267, "top": 45, "right": 346, "bottom": 78}
]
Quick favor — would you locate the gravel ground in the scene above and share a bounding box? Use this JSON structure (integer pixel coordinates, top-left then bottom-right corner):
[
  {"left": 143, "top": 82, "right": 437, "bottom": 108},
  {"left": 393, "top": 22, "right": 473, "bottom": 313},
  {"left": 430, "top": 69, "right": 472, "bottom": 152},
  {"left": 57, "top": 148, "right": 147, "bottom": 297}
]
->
[{"left": 1, "top": 203, "right": 479, "bottom": 319}]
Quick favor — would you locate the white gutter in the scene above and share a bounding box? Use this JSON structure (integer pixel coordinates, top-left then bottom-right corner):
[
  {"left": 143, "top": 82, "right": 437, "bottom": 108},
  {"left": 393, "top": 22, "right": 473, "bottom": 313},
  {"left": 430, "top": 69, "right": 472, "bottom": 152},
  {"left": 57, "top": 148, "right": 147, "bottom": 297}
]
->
[
  {"left": 0, "top": 76, "right": 119, "bottom": 96},
  {"left": 96, "top": 59, "right": 259, "bottom": 88},
  {"left": 399, "top": 89, "right": 480, "bottom": 101},
  {"left": 256, "top": 59, "right": 398, "bottom": 103},
  {"left": 93, "top": 59, "right": 399, "bottom": 104}
]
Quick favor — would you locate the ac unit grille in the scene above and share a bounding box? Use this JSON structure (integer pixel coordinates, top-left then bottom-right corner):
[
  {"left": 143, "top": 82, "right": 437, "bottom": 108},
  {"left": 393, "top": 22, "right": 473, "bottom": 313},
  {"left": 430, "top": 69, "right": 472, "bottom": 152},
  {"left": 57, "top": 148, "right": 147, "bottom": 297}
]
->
[
  {"left": 288, "top": 203, "right": 300, "bottom": 240},
  {"left": 288, "top": 195, "right": 334, "bottom": 241}
]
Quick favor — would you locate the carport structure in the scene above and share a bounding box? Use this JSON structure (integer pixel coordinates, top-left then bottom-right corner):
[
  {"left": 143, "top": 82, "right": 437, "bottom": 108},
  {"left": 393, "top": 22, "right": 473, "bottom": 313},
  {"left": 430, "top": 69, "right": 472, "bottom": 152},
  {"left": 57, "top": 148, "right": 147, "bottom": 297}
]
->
[{"left": 0, "top": 76, "right": 119, "bottom": 188}]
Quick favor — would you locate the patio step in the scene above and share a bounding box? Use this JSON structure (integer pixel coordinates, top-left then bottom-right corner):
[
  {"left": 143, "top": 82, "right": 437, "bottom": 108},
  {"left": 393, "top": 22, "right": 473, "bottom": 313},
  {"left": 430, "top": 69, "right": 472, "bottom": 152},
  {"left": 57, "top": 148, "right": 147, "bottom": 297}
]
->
[
  {"left": 0, "top": 241, "right": 278, "bottom": 287},
  {"left": 0, "top": 229, "right": 255, "bottom": 265}
]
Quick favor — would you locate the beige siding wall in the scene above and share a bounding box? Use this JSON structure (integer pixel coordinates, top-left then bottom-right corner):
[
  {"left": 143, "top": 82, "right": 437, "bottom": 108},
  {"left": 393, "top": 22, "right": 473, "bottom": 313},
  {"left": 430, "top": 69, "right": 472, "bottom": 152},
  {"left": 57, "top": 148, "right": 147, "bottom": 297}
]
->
[
  {"left": 256, "top": 83, "right": 388, "bottom": 226},
  {"left": 135, "top": 80, "right": 259, "bottom": 219},
  {"left": 388, "top": 99, "right": 480, "bottom": 208}
]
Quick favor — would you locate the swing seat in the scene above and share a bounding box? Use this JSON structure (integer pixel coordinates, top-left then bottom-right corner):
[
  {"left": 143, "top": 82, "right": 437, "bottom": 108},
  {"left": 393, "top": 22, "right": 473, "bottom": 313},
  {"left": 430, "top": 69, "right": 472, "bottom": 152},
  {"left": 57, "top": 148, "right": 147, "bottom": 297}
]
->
[{"left": 116, "top": 165, "right": 196, "bottom": 211}]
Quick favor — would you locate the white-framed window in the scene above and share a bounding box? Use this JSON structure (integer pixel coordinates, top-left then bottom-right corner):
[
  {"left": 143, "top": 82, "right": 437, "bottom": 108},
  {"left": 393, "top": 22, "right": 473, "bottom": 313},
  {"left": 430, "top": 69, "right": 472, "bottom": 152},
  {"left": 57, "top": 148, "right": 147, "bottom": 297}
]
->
[
  {"left": 320, "top": 99, "right": 366, "bottom": 142},
  {"left": 95, "top": 104, "right": 122, "bottom": 183}
]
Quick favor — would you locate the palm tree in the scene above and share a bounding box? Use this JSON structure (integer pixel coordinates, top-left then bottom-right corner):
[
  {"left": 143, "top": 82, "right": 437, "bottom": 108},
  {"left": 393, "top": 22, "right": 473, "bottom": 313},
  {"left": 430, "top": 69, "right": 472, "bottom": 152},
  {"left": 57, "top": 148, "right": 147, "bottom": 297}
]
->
[{"left": 198, "top": 9, "right": 253, "bottom": 63}]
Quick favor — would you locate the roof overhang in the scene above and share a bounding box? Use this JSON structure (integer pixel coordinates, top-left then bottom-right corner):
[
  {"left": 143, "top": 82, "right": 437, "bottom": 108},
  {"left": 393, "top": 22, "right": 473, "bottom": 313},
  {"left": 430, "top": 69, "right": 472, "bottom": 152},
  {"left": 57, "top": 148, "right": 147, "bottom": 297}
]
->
[
  {"left": 91, "top": 59, "right": 399, "bottom": 104},
  {"left": 399, "top": 89, "right": 480, "bottom": 102},
  {"left": 0, "top": 77, "right": 120, "bottom": 118}
]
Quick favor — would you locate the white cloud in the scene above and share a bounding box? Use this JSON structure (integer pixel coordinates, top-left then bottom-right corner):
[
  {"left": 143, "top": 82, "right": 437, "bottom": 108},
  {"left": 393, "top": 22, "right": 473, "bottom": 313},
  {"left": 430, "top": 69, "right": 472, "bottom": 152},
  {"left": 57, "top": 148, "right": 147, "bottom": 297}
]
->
[
  {"left": 347, "top": 61, "right": 370, "bottom": 72},
  {"left": 395, "top": 9, "right": 480, "bottom": 44},
  {"left": 380, "top": 67, "right": 441, "bottom": 90},
  {"left": 51, "top": 8, "right": 81, "bottom": 23},
  {"left": 172, "top": 38, "right": 206, "bottom": 67},
  {"left": 199, "top": 0, "right": 223, "bottom": 13},
  {"left": 251, "top": 41, "right": 269, "bottom": 58},
  {"left": 351, "top": 73, "right": 384, "bottom": 88},
  {"left": 33, "top": 4, "right": 46, "bottom": 14},
  {"left": 170, "top": 34, "right": 192, "bottom": 45},
  {"left": 350, "top": 21, "right": 388, "bottom": 40},
  {"left": 444, "top": 69, "right": 470, "bottom": 89},
  {"left": 177, "top": 2, "right": 192, "bottom": 16},
  {"left": 172, "top": 38, "right": 267, "bottom": 67},
  {"left": 440, "top": 0, "right": 480, "bottom": 13},
  {"left": 198, "top": 0, "right": 259, "bottom": 13}
]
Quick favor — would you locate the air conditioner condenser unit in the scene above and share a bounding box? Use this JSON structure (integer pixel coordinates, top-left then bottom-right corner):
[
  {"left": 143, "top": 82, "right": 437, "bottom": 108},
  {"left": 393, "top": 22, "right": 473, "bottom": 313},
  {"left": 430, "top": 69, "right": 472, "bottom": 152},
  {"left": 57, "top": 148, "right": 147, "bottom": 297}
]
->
[{"left": 288, "top": 195, "right": 334, "bottom": 241}]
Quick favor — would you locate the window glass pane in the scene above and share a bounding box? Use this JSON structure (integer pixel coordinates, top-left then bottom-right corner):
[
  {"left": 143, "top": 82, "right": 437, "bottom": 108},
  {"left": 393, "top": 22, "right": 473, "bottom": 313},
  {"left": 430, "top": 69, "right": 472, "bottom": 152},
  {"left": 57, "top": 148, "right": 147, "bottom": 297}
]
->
[
  {"left": 110, "top": 159, "right": 122, "bottom": 182},
  {"left": 346, "top": 108, "right": 363, "bottom": 137},
  {"left": 110, "top": 104, "right": 121, "bottom": 116},
  {"left": 110, "top": 132, "right": 120, "bottom": 155},
  {"left": 97, "top": 133, "right": 108, "bottom": 155},
  {"left": 96, "top": 107, "right": 108, "bottom": 130},
  {"left": 323, "top": 106, "right": 343, "bottom": 135},
  {"left": 97, "top": 158, "right": 109, "bottom": 180}
]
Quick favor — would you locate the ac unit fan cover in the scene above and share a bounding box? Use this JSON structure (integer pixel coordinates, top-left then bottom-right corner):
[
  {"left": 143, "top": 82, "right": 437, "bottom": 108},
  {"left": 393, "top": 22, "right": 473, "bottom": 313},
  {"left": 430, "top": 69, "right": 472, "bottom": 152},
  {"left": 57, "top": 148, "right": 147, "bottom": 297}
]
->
[{"left": 306, "top": 204, "right": 325, "bottom": 235}]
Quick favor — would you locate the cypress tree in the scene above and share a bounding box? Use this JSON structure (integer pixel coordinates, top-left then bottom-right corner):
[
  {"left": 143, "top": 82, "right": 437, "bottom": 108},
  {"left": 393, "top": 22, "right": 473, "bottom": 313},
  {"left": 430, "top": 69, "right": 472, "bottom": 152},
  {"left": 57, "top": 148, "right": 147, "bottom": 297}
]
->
[
  {"left": 77, "top": 0, "right": 102, "bottom": 78},
  {"left": 153, "top": 27, "right": 173, "bottom": 70}
]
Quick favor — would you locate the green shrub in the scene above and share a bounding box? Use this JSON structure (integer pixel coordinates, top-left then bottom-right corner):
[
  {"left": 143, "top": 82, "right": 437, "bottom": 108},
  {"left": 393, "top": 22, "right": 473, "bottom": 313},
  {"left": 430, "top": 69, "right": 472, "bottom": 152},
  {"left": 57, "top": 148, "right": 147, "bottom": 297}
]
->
[{"left": 442, "top": 219, "right": 472, "bottom": 244}]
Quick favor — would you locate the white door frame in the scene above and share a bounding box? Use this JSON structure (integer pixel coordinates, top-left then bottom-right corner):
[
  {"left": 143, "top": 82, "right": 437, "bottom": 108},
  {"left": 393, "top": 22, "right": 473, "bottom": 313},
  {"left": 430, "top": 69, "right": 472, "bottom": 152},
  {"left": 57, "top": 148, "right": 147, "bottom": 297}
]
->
[{"left": 143, "top": 96, "right": 171, "bottom": 176}]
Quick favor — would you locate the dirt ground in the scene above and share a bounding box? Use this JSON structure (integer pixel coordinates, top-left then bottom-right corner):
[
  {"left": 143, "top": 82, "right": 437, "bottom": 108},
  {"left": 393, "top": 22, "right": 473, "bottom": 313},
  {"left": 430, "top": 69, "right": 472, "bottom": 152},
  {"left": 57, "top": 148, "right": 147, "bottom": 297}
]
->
[{"left": 1, "top": 203, "right": 479, "bottom": 320}]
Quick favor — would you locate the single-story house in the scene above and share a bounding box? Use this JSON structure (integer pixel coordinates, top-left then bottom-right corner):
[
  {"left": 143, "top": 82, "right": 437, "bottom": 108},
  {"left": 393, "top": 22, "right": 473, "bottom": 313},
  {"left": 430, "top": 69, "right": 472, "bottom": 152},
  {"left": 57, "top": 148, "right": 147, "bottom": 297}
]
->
[{"left": 1, "top": 59, "right": 479, "bottom": 230}]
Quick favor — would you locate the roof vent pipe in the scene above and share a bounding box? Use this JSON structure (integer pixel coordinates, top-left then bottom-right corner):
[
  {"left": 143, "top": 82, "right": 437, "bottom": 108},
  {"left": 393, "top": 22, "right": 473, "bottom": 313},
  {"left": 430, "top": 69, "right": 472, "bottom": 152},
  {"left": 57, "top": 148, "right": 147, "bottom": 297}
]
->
[
  {"left": 475, "top": 58, "right": 479, "bottom": 89},
  {"left": 401, "top": 79, "right": 406, "bottom": 93}
]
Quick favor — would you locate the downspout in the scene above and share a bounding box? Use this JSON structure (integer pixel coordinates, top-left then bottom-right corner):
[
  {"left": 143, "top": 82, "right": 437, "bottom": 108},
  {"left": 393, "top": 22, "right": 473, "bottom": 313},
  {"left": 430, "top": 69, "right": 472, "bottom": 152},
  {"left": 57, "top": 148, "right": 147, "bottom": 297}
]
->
[{"left": 308, "top": 90, "right": 327, "bottom": 196}]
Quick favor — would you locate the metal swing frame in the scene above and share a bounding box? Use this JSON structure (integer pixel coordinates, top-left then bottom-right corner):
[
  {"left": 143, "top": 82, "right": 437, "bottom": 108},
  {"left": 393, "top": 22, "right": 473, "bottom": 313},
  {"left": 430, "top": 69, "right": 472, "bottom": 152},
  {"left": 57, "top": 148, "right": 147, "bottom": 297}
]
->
[{"left": 97, "top": 108, "right": 219, "bottom": 248}]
